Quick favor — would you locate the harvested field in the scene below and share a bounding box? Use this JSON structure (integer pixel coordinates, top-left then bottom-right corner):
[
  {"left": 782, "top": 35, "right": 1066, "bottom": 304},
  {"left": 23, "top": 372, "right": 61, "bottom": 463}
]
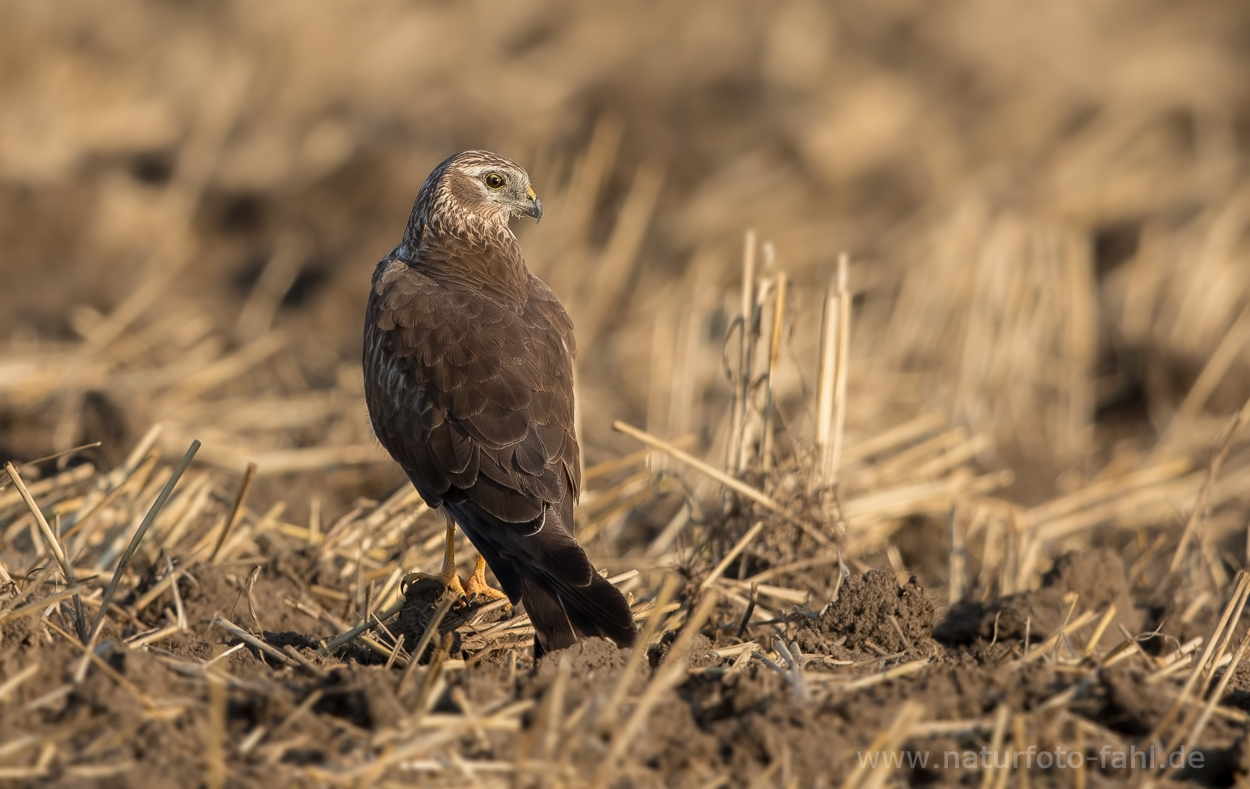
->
[{"left": 2, "top": 1, "right": 1250, "bottom": 786}]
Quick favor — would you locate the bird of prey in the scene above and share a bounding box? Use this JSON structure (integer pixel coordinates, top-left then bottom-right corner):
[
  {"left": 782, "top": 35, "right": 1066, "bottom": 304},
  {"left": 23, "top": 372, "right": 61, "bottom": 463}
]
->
[{"left": 363, "top": 150, "right": 638, "bottom": 655}]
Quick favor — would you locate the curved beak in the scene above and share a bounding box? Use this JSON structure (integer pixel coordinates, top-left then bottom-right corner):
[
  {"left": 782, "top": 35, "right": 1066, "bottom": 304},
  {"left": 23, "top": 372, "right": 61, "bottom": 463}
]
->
[{"left": 524, "top": 185, "right": 543, "bottom": 223}]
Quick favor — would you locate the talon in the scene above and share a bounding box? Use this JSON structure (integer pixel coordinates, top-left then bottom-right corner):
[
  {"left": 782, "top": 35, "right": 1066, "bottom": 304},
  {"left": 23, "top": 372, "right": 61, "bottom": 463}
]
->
[
  {"left": 463, "top": 555, "right": 511, "bottom": 607},
  {"left": 406, "top": 517, "right": 508, "bottom": 609},
  {"left": 402, "top": 570, "right": 463, "bottom": 600}
]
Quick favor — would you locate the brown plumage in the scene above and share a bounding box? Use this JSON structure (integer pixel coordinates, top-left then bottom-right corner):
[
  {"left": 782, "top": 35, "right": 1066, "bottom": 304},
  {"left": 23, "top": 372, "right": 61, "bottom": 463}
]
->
[{"left": 363, "top": 150, "right": 637, "bottom": 654}]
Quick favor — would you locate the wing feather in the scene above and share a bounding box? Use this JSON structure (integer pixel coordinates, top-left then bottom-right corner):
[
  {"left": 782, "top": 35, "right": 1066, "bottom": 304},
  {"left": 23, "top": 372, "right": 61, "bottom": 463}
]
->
[{"left": 363, "top": 255, "right": 576, "bottom": 530}]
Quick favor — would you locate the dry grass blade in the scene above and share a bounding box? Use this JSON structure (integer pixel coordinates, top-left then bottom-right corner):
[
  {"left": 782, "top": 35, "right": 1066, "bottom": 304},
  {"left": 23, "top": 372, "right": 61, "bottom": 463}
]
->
[
  {"left": 829, "top": 253, "right": 852, "bottom": 488},
  {"left": 10, "top": 442, "right": 102, "bottom": 470},
  {"left": 398, "top": 594, "right": 454, "bottom": 695},
  {"left": 4, "top": 461, "right": 88, "bottom": 641},
  {"left": 0, "top": 463, "right": 95, "bottom": 513},
  {"left": 538, "top": 653, "right": 572, "bottom": 765},
  {"left": 1084, "top": 604, "right": 1117, "bottom": 657},
  {"left": 1161, "top": 305, "right": 1250, "bottom": 447},
  {"left": 236, "top": 235, "right": 309, "bottom": 342},
  {"left": 410, "top": 631, "right": 454, "bottom": 715},
  {"left": 212, "top": 617, "right": 300, "bottom": 670},
  {"left": 979, "top": 705, "right": 1011, "bottom": 789},
  {"left": 90, "top": 439, "right": 200, "bottom": 641},
  {"left": 728, "top": 230, "right": 756, "bottom": 475},
  {"left": 760, "top": 270, "right": 787, "bottom": 474},
  {"left": 1018, "top": 609, "right": 1097, "bottom": 664},
  {"left": 211, "top": 461, "right": 257, "bottom": 564},
  {"left": 699, "top": 521, "right": 764, "bottom": 593},
  {"left": 818, "top": 659, "right": 930, "bottom": 692},
  {"left": 1168, "top": 401, "right": 1247, "bottom": 575},
  {"left": 0, "top": 587, "right": 83, "bottom": 624},
  {"left": 812, "top": 278, "right": 838, "bottom": 493},
  {"left": 584, "top": 435, "right": 695, "bottom": 482},
  {"left": 205, "top": 674, "right": 227, "bottom": 789},
  {"left": 0, "top": 664, "right": 40, "bottom": 702},
  {"left": 61, "top": 451, "right": 160, "bottom": 543}
]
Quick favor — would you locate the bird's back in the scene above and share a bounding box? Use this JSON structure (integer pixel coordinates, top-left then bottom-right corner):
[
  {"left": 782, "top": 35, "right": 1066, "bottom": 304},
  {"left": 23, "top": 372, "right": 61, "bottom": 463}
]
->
[
  {"left": 364, "top": 247, "right": 636, "bottom": 653},
  {"left": 364, "top": 252, "right": 579, "bottom": 517}
]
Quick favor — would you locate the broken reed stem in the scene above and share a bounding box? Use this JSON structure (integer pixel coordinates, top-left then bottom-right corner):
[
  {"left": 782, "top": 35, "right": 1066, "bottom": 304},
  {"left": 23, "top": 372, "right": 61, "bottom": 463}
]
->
[
  {"left": 0, "top": 588, "right": 83, "bottom": 624},
  {"left": 761, "top": 271, "right": 787, "bottom": 474},
  {"left": 1169, "top": 402, "right": 1247, "bottom": 575},
  {"left": 213, "top": 617, "right": 300, "bottom": 669},
  {"left": 0, "top": 664, "right": 39, "bottom": 703},
  {"left": 206, "top": 673, "right": 227, "bottom": 789},
  {"left": 728, "top": 230, "right": 756, "bottom": 475},
  {"left": 90, "top": 439, "right": 201, "bottom": 642},
  {"left": 830, "top": 254, "right": 851, "bottom": 486},
  {"left": 384, "top": 634, "right": 407, "bottom": 670},
  {"left": 981, "top": 705, "right": 1012, "bottom": 789},
  {"left": 211, "top": 461, "right": 257, "bottom": 564},
  {"left": 948, "top": 504, "right": 965, "bottom": 605},
  {"left": 1084, "top": 604, "right": 1117, "bottom": 657},
  {"left": 613, "top": 420, "right": 830, "bottom": 545},
  {"left": 4, "top": 461, "right": 89, "bottom": 641},
  {"left": 812, "top": 254, "right": 850, "bottom": 492}
]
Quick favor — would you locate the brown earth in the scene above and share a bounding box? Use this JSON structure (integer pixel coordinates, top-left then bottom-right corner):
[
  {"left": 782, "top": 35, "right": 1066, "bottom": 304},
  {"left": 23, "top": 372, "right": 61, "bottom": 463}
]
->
[
  {"left": 4, "top": 0, "right": 1250, "bottom": 787},
  {"left": 3, "top": 542, "right": 1249, "bottom": 787}
]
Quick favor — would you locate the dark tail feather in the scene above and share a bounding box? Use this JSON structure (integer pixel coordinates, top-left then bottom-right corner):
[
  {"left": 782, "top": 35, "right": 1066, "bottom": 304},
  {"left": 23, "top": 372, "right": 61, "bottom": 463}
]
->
[
  {"left": 521, "top": 571, "right": 637, "bottom": 654},
  {"left": 449, "top": 499, "right": 638, "bottom": 654}
]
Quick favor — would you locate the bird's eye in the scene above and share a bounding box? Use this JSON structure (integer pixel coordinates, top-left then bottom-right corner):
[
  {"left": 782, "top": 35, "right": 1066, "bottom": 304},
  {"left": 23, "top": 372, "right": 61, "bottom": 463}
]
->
[{"left": 484, "top": 173, "right": 506, "bottom": 189}]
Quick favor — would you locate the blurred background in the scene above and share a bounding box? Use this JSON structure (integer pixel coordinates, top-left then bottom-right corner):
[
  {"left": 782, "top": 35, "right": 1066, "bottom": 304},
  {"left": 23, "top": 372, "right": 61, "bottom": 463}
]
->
[{"left": 2, "top": 0, "right": 1249, "bottom": 538}]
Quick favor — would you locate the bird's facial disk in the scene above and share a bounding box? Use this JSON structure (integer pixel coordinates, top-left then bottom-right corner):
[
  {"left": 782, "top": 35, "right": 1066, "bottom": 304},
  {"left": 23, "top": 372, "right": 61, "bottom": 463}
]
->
[{"left": 458, "top": 164, "right": 542, "bottom": 223}]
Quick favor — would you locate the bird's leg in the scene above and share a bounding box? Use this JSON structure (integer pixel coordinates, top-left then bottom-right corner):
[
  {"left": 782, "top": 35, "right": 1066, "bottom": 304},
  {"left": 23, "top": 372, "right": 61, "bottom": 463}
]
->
[
  {"left": 437, "top": 522, "right": 467, "bottom": 598},
  {"left": 402, "top": 514, "right": 506, "bottom": 606},
  {"left": 404, "top": 523, "right": 466, "bottom": 599},
  {"left": 463, "top": 554, "right": 510, "bottom": 604}
]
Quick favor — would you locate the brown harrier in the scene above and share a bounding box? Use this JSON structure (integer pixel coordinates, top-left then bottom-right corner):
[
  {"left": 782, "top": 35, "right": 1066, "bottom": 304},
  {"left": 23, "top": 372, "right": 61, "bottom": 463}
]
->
[{"left": 363, "top": 150, "right": 637, "bottom": 655}]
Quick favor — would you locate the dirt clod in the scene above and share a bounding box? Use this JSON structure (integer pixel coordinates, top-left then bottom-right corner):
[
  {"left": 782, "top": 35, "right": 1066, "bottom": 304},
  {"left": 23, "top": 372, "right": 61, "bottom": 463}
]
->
[{"left": 795, "top": 568, "right": 936, "bottom": 659}]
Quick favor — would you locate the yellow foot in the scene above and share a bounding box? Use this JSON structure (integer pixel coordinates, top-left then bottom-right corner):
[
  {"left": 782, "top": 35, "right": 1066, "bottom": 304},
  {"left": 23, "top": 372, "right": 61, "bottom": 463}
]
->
[
  {"left": 403, "top": 521, "right": 509, "bottom": 609},
  {"left": 402, "top": 558, "right": 508, "bottom": 609},
  {"left": 463, "top": 555, "right": 511, "bottom": 607}
]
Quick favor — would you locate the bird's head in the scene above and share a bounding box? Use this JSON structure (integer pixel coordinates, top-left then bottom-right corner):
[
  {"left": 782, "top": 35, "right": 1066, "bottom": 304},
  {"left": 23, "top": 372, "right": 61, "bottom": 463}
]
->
[{"left": 419, "top": 150, "right": 543, "bottom": 232}]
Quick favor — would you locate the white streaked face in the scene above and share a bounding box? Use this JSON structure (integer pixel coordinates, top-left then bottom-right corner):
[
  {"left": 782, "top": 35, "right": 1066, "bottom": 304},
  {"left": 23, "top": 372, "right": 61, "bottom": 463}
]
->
[{"left": 454, "top": 162, "right": 542, "bottom": 223}]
